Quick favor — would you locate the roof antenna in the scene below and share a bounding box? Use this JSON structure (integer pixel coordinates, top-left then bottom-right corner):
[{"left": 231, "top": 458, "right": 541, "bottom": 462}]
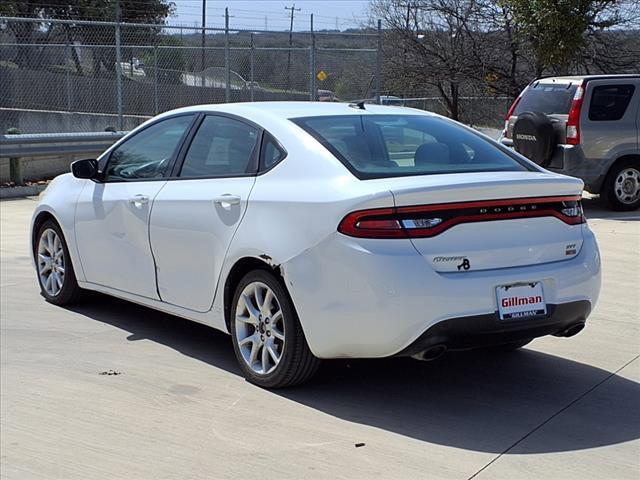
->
[{"left": 348, "top": 100, "right": 366, "bottom": 110}]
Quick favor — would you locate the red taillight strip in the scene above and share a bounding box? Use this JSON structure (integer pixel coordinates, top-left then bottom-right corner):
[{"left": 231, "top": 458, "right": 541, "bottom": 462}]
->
[
  {"left": 338, "top": 195, "right": 584, "bottom": 239},
  {"left": 399, "top": 207, "right": 583, "bottom": 238},
  {"left": 504, "top": 93, "right": 523, "bottom": 121},
  {"left": 339, "top": 208, "right": 407, "bottom": 238},
  {"left": 396, "top": 195, "right": 581, "bottom": 213}
]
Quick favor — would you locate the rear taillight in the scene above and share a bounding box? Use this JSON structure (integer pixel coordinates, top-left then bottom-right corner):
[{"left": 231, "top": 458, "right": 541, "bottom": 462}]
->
[
  {"left": 503, "top": 93, "right": 523, "bottom": 139},
  {"left": 505, "top": 92, "right": 523, "bottom": 121},
  {"left": 337, "top": 208, "right": 407, "bottom": 238},
  {"left": 338, "top": 196, "right": 585, "bottom": 239},
  {"left": 566, "top": 83, "right": 584, "bottom": 145}
]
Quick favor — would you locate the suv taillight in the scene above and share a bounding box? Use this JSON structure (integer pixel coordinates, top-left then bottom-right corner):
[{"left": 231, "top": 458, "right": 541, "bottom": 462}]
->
[
  {"left": 566, "top": 83, "right": 584, "bottom": 145},
  {"left": 504, "top": 91, "right": 524, "bottom": 138}
]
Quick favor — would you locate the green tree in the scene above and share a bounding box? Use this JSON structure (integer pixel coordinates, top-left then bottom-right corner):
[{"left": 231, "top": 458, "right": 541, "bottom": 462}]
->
[
  {"left": 3, "top": 0, "right": 174, "bottom": 71},
  {"left": 499, "top": 0, "right": 626, "bottom": 75}
]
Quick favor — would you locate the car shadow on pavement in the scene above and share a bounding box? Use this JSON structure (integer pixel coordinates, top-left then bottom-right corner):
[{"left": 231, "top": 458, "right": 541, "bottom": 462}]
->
[{"left": 69, "top": 294, "right": 640, "bottom": 455}]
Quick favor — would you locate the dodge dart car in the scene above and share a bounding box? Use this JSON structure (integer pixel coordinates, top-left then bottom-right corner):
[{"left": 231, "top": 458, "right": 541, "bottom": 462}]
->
[{"left": 31, "top": 102, "right": 601, "bottom": 388}]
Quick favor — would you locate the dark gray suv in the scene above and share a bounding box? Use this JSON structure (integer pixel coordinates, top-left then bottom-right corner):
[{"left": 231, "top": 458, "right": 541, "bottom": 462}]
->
[{"left": 500, "top": 74, "right": 639, "bottom": 211}]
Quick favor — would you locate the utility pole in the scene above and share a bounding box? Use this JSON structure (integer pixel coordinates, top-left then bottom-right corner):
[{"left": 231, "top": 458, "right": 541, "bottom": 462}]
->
[
  {"left": 284, "top": 4, "right": 300, "bottom": 93},
  {"left": 400, "top": 1, "right": 412, "bottom": 96},
  {"left": 201, "top": 0, "right": 206, "bottom": 87},
  {"left": 310, "top": 13, "right": 315, "bottom": 101},
  {"left": 115, "top": 0, "right": 123, "bottom": 130},
  {"left": 224, "top": 7, "right": 230, "bottom": 102}
]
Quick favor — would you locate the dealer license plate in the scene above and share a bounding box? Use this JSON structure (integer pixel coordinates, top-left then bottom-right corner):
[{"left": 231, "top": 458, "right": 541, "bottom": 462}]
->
[{"left": 496, "top": 282, "right": 547, "bottom": 320}]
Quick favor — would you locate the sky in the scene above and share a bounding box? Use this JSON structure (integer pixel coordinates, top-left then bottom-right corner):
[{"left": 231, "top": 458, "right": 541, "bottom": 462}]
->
[{"left": 171, "top": 0, "right": 371, "bottom": 31}]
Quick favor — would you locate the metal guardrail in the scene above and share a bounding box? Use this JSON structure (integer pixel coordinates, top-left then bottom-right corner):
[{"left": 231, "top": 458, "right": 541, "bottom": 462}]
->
[{"left": 0, "top": 132, "right": 127, "bottom": 158}]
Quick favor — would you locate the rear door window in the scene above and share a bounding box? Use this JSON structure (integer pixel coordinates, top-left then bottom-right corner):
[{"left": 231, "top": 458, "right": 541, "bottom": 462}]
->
[
  {"left": 588, "top": 85, "right": 635, "bottom": 121},
  {"left": 179, "top": 115, "right": 260, "bottom": 178},
  {"left": 514, "top": 83, "right": 577, "bottom": 115},
  {"left": 293, "top": 115, "right": 530, "bottom": 179}
]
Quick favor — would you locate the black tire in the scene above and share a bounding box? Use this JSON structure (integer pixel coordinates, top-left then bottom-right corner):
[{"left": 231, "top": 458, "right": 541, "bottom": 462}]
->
[
  {"left": 35, "top": 219, "right": 83, "bottom": 305},
  {"left": 602, "top": 159, "right": 640, "bottom": 211},
  {"left": 512, "top": 111, "right": 557, "bottom": 167},
  {"left": 488, "top": 338, "right": 532, "bottom": 352},
  {"left": 230, "top": 269, "right": 320, "bottom": 388}
]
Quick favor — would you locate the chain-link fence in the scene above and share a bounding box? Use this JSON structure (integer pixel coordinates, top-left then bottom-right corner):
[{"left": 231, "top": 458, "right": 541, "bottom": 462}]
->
[
  {"left": 0, "top": 15, "right": 381, "bottom": 133},
  {"left": 394, "top": 96, "right": 513, "bottom": 129}
]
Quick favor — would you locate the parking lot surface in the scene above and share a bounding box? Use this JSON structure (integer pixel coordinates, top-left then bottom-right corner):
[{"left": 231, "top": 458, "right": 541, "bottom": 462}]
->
[{"left": 1, "top": 196, "right": 639, "bottom": 480}]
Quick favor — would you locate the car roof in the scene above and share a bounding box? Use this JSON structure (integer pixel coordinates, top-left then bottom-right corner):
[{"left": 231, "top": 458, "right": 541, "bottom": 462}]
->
[
  {"left": 157, "top": 101, "right": 432, "bottom": 122},
  {"left": 534, "top": 74, "right": 640, "bottom": 85}
]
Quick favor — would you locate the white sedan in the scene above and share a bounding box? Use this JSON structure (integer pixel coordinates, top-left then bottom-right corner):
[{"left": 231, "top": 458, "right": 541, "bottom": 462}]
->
[{"left": 30, "top": 102, "right": 601, "bottom": 388}]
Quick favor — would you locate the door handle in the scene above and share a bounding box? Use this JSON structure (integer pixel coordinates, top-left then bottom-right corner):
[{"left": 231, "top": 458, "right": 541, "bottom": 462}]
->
[
  {"left": 213, "top": 195, "right": 241, "bottom": 207},
  {"left": 128, "top": 194, "right": 149, "bottom": 208}
]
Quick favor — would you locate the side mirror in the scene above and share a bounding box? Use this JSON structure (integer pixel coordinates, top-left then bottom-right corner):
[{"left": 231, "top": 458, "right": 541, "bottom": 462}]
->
[{"left": 71, "top": 159, "right": 99, "bottom": 179}]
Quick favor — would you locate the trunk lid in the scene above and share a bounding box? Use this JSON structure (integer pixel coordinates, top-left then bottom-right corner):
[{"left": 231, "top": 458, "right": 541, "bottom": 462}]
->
[{"left": 380, "top": 171, "right": 585, "bottom": 272}]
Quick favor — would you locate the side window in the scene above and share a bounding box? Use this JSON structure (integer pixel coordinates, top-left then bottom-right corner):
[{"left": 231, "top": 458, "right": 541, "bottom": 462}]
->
[
  {"left": 588, "top": 85, "right": 635, "bottom": 121},
  {"left": 260, "top": 133, "right": 286, "bottom": 170},
  {"left": 106, "top": 115, "right": 194, "bottom": 180},
  {"left": 180, "top": 116, "right": 260, "bottom": 178}
]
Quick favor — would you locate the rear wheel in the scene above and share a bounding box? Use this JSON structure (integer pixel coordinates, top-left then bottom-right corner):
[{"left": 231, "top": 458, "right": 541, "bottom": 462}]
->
[
  {"left": 603, "top": 159, "right": 640, "bottom": 211},
  {"left": 230, "top": 269, "right": 320, "bottom": 388},
  {"left": 35, "top": 220, "right": 83, "bottom": 305}
]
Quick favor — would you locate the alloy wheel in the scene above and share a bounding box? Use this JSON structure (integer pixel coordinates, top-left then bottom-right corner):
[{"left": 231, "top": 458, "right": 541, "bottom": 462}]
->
[
  {"left": 37, "top": 228, "right": 65, "bottom": 297},
  {"left": 614, "top": 167, "right": 640, "bottom": 205},
  {"left": 234, "top": 281, "right": 286, "bottom": 375}
]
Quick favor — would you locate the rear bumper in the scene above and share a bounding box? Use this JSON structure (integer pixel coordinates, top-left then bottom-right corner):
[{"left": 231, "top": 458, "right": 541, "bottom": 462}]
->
[
  {"left": 396, "top": 300, "right": 590, "bottom": 356},
  {"left": 546, "top": 145, "right": 607, "bottom": 193},
  {"left": 499, "top": 136, "right": 606, "bottom": 193},
  {"left": 283, "top": 227, "right": 601, "bottom": 359}
]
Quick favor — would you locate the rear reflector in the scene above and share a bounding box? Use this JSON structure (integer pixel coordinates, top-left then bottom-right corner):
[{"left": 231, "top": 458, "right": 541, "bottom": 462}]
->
[{"left": 338, "top": 196, "right": 585, "bottom": 239}]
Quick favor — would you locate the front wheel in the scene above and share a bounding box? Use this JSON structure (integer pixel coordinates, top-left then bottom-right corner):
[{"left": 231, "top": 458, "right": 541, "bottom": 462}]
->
[
  {"left": 230, "top": 269, "right": 320, "bottom": 388},
  {"left": 35, "top": 220, "right": 83, "bottom": 305},
  {"left": 602, "top": 160, "right": 640, "bottom": 211}
]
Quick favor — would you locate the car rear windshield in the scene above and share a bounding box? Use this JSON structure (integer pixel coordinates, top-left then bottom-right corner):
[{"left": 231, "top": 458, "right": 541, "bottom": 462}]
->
[
  {"left": 514, "top": 82, "right": 578, "bottom": 115},
  {"left": 292, "top": 114, "right": 529, "bottom": 179}
]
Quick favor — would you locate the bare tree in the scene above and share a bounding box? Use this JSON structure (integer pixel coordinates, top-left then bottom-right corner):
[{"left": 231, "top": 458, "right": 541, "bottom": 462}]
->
[
  {"left": 372, "top": 0, "right": 486, "bottom": 120},
  {"left": 579, "top": 0, "right": 640, "bottom": 73},
  {"left": 372, "top": 0, "right": 639, "bottom": 122},
  {"left": 465, "top": 0, "right": 533, "bottom": 98}
]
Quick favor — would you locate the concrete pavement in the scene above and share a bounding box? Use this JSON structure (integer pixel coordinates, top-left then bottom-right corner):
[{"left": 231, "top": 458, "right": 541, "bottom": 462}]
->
[{"left": 1, "top": 196, "right": 639, "bottom": 479}]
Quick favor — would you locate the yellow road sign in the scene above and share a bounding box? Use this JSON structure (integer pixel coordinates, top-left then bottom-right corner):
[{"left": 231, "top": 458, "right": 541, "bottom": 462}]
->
[{"left": 316, "top": 70, "right": 327, "bottom": 82}]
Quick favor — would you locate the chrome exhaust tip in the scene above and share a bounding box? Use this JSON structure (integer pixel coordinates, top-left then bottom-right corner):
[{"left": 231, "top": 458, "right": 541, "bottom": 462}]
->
[
  {"left": 412, "top": 344, "right": 447, "bottom": 361},
  {"left": 555, "top": 322, "right": 585, "bottom": 338}
]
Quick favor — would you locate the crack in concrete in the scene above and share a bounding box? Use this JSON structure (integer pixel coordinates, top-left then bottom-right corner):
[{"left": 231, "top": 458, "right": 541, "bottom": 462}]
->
[{"left": 467, "top": 354, "right": 640, "bottom": 480}]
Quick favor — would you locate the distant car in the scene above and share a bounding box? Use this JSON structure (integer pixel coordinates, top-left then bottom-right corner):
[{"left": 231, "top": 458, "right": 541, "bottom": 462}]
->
[
  {"left": 500, "top": 74, "right": 640, "bottom": 210},
  {"left": 31, "top": 102, "right": 601, "bottom": 388},
  {"left": 317, "top": 89, "right": 339, "bottom": 102},
  {"left": 380, "top": 95, "right": 406, "bottom": 106}
]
